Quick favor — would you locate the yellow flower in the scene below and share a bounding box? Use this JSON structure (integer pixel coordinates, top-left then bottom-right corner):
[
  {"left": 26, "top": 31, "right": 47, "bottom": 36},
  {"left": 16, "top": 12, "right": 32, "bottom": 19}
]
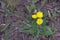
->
[
  {"left": 36, "top": 11, "right": 43, "bottom": 18},
  {"left": 32, "top": 14, "right": 37, "bottom": 19},
  {"left": 36, "top": 19, "right": 43, "bottom": 25}
]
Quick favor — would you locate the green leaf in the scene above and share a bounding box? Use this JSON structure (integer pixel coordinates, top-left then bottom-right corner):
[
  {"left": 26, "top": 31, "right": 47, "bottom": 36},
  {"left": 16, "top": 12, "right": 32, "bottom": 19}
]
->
[
  {"left": 26, "top": 4, "right": 36, "bottom": 13},
  {"left": 52, "top": 12, "right": 57, "bottom": 18},
  {"left": 32, "top": 0, "right": 38, "bottom": 3},
  {"left": 44, "top": 11, "right": 48, "bottom": 17},
  {"left": 42, "top": 18, "right": 47, "bottom": 26},
  {"left": 20, "top": 26, "right": 31, "bottom": 33},
  {"left": 45, "top": 27, "right": 54, "bottom": 36},
  {"left": 4, "top": 31, "right": 9, "bottom": 40},
  {"left": 38, "top": 26, "right": 55, "bottom": 36},
  {"left": 1, "top": 24, "right": 9, "bottom": 32},
  {"left": 1, "top": 1, "right": 10, "bottom": 15}
]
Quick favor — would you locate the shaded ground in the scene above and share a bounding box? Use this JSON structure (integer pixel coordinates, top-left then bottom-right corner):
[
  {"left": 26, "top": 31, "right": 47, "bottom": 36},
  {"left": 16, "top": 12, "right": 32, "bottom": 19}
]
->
[{"left": 0, "top": 0, "right": 60, "bottom": 40}]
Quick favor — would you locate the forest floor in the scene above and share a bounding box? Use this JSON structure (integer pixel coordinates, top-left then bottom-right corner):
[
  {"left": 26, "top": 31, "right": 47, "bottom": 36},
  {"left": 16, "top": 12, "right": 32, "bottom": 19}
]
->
[{"left": 0, "top": 0, "right": 60, "bottom": 40}]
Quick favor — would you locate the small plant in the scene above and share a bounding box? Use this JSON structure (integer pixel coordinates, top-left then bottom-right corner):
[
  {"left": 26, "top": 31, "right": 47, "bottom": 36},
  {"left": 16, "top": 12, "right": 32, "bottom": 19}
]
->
[
  {"left": 20, "top": 0, "right": 56, "bottom": 40},
  {"left": 20, "top": 10, "right": 55, "bottom": 40}
]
